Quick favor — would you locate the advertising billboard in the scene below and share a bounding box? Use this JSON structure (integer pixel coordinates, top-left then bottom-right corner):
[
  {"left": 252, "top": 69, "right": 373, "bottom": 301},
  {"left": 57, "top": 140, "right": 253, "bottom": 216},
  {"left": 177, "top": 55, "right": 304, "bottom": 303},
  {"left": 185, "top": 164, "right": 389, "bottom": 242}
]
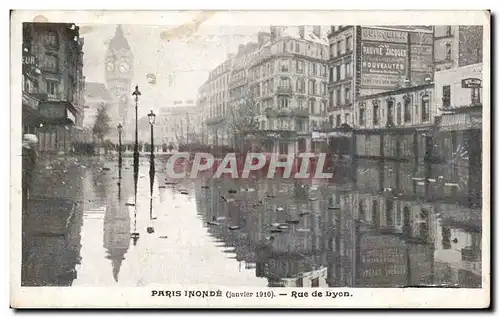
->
[
  {"left": 361, "top": 28, "right": 408, "bottom": 43},
  {"left": 361, "top": 41, "right": 408, "bottom": 89}
]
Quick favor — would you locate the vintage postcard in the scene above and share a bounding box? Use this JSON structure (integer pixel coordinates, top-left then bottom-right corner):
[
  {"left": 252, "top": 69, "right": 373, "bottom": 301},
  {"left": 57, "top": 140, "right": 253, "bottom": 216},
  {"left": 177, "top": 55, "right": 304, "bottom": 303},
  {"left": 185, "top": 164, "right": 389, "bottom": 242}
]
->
[{"left": 10, "top": 10, "right": 490, "bottom": 308}]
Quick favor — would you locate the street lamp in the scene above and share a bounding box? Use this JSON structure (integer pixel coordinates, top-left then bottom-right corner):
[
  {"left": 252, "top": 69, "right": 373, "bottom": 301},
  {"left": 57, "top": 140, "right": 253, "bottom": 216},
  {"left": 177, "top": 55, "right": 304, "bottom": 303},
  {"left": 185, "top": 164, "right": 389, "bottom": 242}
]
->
[
  {"left": 147, "top": 109, "right": 156, "bottom": 195},
  {"left": 117, "top": 123, "right": 123, "bottom": 179},
  {"left": 132, "top": 85, "right": 141, "bottom": 201},
  {"left": 147, "top": 109, "right": 156, "bottom": 235}
]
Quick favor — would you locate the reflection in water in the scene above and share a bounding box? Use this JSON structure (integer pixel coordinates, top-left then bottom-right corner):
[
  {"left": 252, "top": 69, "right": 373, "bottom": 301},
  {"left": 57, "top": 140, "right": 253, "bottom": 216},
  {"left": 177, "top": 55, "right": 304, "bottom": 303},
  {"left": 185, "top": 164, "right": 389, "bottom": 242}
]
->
[
  {"left": 103, "top": 174, "right": 131, "bottom": 282},
  {"left": 194, "top": 159, "right": 482, "bottom": 288}
]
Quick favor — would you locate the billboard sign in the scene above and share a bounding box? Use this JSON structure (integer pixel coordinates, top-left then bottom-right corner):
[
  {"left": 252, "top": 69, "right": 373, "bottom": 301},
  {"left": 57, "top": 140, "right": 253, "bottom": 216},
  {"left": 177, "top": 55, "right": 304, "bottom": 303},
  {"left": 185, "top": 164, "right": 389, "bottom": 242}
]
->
[
  {"left": 361, "top": 42, "right": 408, "bottom": 89},
  {"left": 39, "top": 103, "right": 66, "bottom": 119},
  {"left": 361, "top": 28, "right": 408, "bottom": 43},
  {"left": 410, "top": 45, "right": 433, "bottom": 72}
]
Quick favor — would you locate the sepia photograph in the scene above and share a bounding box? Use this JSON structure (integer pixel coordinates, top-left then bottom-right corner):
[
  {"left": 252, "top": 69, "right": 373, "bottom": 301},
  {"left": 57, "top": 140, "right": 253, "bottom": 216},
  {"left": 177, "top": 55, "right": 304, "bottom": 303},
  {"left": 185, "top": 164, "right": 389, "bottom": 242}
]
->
[{"left": 10, "top": 10, "right": 490, "bottom": 308}]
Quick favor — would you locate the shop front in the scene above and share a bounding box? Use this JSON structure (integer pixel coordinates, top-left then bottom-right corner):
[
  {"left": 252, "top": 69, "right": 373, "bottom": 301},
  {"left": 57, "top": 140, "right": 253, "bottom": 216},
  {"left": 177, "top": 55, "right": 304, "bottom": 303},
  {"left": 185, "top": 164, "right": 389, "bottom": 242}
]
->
[{"left": 37, "top": 101, "right": 78, "bottom": 154}]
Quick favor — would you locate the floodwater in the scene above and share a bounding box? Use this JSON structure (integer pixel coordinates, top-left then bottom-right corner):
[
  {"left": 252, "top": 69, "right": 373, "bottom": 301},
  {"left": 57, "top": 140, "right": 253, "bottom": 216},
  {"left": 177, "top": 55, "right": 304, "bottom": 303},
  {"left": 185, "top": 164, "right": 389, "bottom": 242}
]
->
[{"left": 22, "top": 156, "right": 482, "bottom": 288}]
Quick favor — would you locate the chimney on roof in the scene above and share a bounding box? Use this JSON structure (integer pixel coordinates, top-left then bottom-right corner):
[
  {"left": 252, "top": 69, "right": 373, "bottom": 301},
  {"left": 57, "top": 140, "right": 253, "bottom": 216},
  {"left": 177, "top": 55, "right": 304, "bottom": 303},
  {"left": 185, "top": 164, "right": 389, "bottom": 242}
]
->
[
  {"left": 298, "top": 26, "right": 305, "bottom": 39},
  {"left": 270, "top": 26, "right": 281, "bottom": 41},
  {"left": 313, "top": 26, "right": 321, "bottom": 38}
]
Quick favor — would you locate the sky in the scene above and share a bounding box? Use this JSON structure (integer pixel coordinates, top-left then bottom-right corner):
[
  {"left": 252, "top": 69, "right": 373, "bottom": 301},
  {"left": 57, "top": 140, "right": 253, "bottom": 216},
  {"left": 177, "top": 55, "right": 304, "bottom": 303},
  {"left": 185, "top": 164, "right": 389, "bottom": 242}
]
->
[{"left": 80, "top": 21, "right": 266, "bottom": 110}]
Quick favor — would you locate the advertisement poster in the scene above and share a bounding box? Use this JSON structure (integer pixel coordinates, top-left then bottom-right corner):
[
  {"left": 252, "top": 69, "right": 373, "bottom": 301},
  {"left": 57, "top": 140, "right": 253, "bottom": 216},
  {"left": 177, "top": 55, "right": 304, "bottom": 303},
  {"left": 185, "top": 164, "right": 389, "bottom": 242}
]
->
[
  {"left": 361, "top": 27, "right": 408, "bottom": 43},
  {"left": 361, "top": 42, "right": 408, "bottom": 89}
]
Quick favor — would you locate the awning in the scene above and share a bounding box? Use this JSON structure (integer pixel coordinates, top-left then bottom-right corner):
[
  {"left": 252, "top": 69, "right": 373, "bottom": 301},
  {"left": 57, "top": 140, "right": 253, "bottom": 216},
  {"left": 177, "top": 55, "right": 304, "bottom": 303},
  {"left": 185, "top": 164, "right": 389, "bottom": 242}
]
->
[
  {"left": 438, "top": 111, "right": 482, "bottom": 132},
  {"left": 38, "top": 101, "right": 78, "bottom": 125}
]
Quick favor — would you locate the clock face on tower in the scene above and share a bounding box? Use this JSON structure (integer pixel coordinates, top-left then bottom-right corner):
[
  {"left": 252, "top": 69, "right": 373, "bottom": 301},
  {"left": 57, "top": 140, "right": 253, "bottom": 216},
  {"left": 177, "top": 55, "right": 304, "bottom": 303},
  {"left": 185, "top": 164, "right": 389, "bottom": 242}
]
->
[{"left": 119, "top": 61, "right": 131, "bottom": 74}]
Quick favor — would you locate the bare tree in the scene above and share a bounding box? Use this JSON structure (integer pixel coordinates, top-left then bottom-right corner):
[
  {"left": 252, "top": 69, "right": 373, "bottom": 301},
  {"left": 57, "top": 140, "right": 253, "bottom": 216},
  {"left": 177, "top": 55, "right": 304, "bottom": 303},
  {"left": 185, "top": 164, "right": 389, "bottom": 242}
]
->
[{"left": 227, "top": 88, "right": 260, "bottom": 152}]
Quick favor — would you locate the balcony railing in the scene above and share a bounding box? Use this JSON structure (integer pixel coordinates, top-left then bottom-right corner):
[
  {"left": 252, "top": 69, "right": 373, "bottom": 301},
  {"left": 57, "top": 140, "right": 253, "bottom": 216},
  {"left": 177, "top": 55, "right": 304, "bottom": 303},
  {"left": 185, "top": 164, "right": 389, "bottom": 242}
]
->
[
  {"left": 293, "top": 108, "right": 310, "bottom": 117},
  {"left": 276, "top": 86, "right": 292, "bottom": 95}
]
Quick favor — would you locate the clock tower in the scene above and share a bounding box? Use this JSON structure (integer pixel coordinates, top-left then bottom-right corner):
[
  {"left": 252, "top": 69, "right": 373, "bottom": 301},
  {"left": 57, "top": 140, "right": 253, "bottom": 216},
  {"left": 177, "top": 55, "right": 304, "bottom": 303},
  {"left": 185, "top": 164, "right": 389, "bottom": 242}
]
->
[{"left": 104, "top": 25, "right": 134, "bottom": 140}]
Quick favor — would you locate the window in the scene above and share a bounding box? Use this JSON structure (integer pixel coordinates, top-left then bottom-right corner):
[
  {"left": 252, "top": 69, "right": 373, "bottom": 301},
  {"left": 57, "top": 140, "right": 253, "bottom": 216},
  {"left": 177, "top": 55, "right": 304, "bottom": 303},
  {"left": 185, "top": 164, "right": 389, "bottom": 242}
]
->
[
  {"left": 345, "top": 86, "right": 351, "bottom": 104},
  {"left": 296, "top": 78, "right": 305, "bottom": 93},
  {"left": 335, "top": 87, "right": 341, "bottom": 106},
  {"left": 471, "top": 87, "right": 481, "bottom": 105},
  {"left": 336, "top": 114, "right": 341, "bottom": 127},
  {"left": 328, "top": 91, "right": 333, "bottom": 110},
  {"left": 282, "top": 41, "right": 287, "bottom": 53},
  {"left": 346, "top": 36, "right": 353, "bottom": 52},
  {"left": 359, "top": 104, "right": 366, "bottom": 126},
  {"left": 337, "top": 40, "right": 342, "bottom": 56},
  {"left": 332, "top": 43, "right": 337, "bottom": 57},
  {"left": 373, "top": 103, "right": 379, "bottom": 126},
  {"left": 396, "top": 102, "right": 401, "bottom": 126},
  {"left": 46, "top": 80, "right": 58, "bottom": 96},
  {"left": 279, "top": 142, "right": 288, "bottom": 155},
  {"left": 346, "top": 61, "right": 352, "bottom": 77},
  {"left": 322, "top": 65, "right": 327, "bottom": 77},
  {"left": 422, "top": 95, "right": 430, "bottom": 122},
  {"left": 279, "top": 98, "right": 289, "bottom": 109},
  {"left": 309, "top": 99, "right": 316, "bottom": 114},
  {"left": 387, "top": 99, "right": 394, "bottom": 126},
  {"left": 322, "top": 82, "right": 327, "bottom": 96},
  {"left": 321, "top": 100, "right": 327, "bottom": 115},
  {"left": 295, "top": 42, "right": 300, "bottom": 53},
  {"left": 445, "top": 43, "right": 451, "bottom": 61},
  {"left": 298, "top": 99, "right": 304, "bottom": 109},
  {"left": 296, "top": 60, "right": 304, "bottom": 73},
  {"left": 329, "top": 67, "right": 333, "bottom": 83},
  {"left": 329, "top": 115, "right": 334, "bottom": 127},
  {"left": 404, "top": 97, "right": 411, "bottom": 122},
  {"left": 442, "top": 85, "right": 451, "bottom": 107},
  {"left": 43, "top": 54, "right": 58, "bottom": 70},
  {"left": 359, "top": 199, "right": 366, "bottom": 221},
  {"left": 42, "top": 31, "right": 58, "bottom": 47},
  {"left": 344, "top": 113, "right": 350, "bottom": 125},
  {"left": 296, "top": 119, "right": 305, "bottom": 133},
  {"left": 308, "top": 79, "right": 316, "bottom": 95},
  {"left": 335, "top": 65, "right": 341, "bottom": 81},
  {"left": 279, "top": 77, "right": 290, "bottom": 89},
  {"left": 281, "top": 60, "right": 289, "bottom": 72}
]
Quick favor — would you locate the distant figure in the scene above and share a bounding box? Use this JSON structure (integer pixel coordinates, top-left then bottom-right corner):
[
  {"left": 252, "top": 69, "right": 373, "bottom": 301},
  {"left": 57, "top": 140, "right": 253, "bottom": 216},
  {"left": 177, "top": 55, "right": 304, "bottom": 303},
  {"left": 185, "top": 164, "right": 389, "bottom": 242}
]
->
[{"left": 22, "top": 134, "right": 38, "bottom": 202}]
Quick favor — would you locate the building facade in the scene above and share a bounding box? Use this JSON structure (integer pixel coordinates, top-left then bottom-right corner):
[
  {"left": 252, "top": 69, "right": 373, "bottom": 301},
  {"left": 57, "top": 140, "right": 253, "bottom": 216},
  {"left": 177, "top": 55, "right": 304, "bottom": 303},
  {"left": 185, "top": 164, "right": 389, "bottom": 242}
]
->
[
  {"left": 433, "top": 27, "right": 483, "bottom": 207},
  {"left": 201, "top": 26, "right": 329, "bottom": 154},
  {"left": 203, "top": 59, "right": 233, "bottom": 146},
  {"left": 22, "top": 22, "right": 86, "bottom": 154},
  {"left": 155, "top": 100, "right": 201, "bottom": 147}
]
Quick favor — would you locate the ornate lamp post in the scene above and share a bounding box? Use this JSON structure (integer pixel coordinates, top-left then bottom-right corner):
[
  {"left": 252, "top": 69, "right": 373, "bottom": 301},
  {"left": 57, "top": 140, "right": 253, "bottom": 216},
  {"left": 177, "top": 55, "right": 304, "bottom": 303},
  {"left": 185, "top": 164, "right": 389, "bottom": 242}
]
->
[
  {"left": 147, "top": 109, "right": 156, "bottom": 234},
  {"left": 147, "top": 110, "right": 156, "bottom": 196},
  {"left": 117, "top": 123, "right": 123, "bottom": 179},
  {"left": 132, "top": 85, "right": 141, "bottom": 201}
]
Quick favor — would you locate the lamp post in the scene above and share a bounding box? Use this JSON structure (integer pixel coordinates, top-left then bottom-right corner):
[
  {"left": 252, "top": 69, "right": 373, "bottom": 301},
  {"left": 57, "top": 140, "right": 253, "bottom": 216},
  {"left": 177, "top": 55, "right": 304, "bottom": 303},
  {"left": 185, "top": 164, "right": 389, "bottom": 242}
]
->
[
  {"left": 147, "top": 110, "right": 156, "bottom": 197},
  {"left": 132, "top": 85, "right": 141, "bottom": 201},
  {"left": 423, "top": 75, "right": 433, "bottom": 199},
  {"left": 117, "top": 123, "right": 123, "bottom": 180},
  {"left": 147, "top": 109, "right": 156, "bottom": 234}
]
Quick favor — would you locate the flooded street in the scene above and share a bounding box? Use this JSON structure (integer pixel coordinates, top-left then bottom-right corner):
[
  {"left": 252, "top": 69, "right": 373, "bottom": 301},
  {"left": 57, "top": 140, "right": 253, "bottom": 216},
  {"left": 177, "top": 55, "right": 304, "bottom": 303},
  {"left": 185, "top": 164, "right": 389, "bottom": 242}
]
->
[{"left": 22, "top": 157, "right": 482, "bottom": 288}]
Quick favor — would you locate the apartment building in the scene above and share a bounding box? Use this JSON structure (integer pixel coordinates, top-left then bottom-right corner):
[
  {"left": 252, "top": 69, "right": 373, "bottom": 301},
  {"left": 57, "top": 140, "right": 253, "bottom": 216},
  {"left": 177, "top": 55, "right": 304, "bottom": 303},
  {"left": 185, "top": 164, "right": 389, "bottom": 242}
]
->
[
  {"left": 246, "top": 26, "right": 329, "bottom": 154},
  {"left": 22, "top": 22, "right": 86, "bottom": 153},
  {"left": 203, "top": 58, "right": 233, "bottom": 146},
  {"left": 433, "top": 25, "right": 483, "bottom": 207},
  {"left": 154, "top": 100, "right": 201, "bottom": 146}
]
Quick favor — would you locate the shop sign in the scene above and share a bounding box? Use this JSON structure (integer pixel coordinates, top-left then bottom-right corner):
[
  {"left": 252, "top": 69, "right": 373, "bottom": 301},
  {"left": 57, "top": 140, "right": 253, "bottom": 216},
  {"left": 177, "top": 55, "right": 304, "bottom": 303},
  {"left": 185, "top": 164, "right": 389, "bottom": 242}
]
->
[
  {"left": 361, "top": 42, "right": 407, "bottom": 90},
  {"left": 461, "top": 78, "right": 482, "bottom": 88},
  {"left": 39, "top": 103, "right": 66, "bottom": 119},
  {"left": 312, "top": 131, "right": 327, "bottom": 140},
  {"left": 361, "top": 28, "right": 408, "bottom": 43}
]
